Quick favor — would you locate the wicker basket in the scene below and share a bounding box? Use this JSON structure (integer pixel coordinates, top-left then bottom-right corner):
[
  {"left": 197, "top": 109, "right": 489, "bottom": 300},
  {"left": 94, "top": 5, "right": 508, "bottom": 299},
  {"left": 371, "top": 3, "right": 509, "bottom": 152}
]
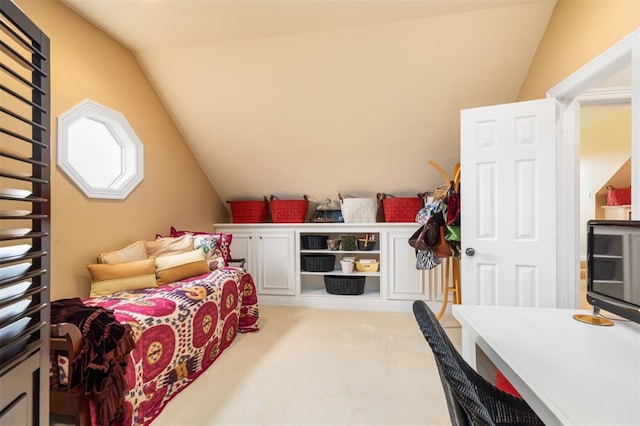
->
[
  {"left": 355, "top": 261, "right": 379, "bottom": 272},
  {"left": 380, "top": 194, "right": 425, "bottom": 222},
  {"left": 270, "top": 195, "right": 309, "bottom": 223},
  {"left": 301, "top": 235, "right": 329, "bottom": 249},
  {"left": 227, "top": 198, "right": 269, "bottom": 223},
  {"left": 357, "top": 237, "right": 376, "bottom": 251},
  {"left": 339, "top": 195, "right": 379, "bottom": 223},
  {"left": 301, "top": 254, "right": 335, "bottom": 272},
  {"left": 324, "top": 275, "right": 365, "bottom": 295}
]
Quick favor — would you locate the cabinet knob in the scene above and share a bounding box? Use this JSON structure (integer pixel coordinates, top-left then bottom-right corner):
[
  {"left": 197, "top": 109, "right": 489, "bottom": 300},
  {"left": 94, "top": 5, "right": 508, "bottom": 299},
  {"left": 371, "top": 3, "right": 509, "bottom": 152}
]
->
[{"left": 465, "top": 247, "right": 476, "bottom": 257}]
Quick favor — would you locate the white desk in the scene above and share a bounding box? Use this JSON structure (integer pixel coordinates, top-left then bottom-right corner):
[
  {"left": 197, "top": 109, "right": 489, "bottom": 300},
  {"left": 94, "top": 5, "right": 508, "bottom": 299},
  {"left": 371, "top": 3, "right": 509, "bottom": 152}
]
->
[{"left": 452, "top": 305, "right": 640, "bottom": 426}]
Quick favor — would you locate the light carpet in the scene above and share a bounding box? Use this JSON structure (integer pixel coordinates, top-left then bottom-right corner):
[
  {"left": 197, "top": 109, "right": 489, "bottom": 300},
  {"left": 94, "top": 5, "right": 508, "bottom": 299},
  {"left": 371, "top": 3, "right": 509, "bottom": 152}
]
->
[{"left": 53, "top": 305, "right": 461, "bottom": 425}]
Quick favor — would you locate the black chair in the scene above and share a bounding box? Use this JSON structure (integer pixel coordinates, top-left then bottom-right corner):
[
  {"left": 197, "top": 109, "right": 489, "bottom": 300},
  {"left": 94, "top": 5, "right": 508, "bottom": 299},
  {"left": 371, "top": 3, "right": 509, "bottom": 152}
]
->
[{"left": 412, "top": 300, "right": 544, "bottom": 426}]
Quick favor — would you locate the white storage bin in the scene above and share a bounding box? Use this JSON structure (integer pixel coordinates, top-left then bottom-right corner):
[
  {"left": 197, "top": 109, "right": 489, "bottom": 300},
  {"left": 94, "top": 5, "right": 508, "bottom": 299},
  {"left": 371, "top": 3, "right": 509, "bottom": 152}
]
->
[{"left": 339, "top": 196, "right": 379, "bottom": 223}]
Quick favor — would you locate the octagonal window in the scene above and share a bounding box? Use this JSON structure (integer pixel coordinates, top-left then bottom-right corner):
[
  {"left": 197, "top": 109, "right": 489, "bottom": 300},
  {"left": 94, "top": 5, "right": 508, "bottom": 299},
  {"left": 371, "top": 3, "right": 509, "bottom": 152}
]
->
[{"left": 57, "top": 99, "right": 143, "bottom": 199}]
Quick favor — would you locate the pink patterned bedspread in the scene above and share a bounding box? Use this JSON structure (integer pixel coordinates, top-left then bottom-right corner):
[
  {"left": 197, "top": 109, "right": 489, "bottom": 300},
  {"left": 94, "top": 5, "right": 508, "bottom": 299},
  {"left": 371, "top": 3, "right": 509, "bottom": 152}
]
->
[{"left": 84, "top": 267, "right": 259, "bottom": 425}]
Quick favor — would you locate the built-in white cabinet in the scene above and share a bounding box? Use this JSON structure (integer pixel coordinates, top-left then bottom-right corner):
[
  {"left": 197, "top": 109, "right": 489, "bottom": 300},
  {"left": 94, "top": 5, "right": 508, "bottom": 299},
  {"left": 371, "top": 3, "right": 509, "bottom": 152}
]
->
[
  {"left": 215, "top": 223, "right": 448, "bottom": 311},
  {"left": 256, "top": 231, "right": 296, "bottom": 295},
  {"left": 299, "top": 230, "right": 382, "bottom": 298},
  {"left": 387, "top": 230, "right": 446, "bottom": 301},
  {"left": 226, "top": 230, "right": 295, "bottom": 296}
]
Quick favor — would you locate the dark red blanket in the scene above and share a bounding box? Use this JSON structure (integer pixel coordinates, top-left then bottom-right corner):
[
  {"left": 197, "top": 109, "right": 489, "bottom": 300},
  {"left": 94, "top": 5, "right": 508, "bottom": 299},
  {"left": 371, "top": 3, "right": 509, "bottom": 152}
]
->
[{"left": 51, "top": 297, "right": 136, "bottom": 426}]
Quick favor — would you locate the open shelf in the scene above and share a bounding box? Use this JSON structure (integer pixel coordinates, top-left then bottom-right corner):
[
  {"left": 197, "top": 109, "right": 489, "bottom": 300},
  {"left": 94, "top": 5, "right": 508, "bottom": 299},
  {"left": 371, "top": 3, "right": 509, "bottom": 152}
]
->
[{"left": 300, "top": 287, "right": 381, "bottom": 298}]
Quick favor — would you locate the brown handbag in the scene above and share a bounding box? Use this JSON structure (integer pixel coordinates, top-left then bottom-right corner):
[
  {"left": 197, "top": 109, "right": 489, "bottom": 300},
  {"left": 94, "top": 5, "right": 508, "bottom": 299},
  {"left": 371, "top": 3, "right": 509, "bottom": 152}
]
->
[
  {"left": 409, "top": 210, "right": 451, "bottom": 258},
  {"left": 409, "top": 222, "right": 437, "bottom": 251},
  {"left": 433, "top": 226, "right": 452, "bottom": 258}
]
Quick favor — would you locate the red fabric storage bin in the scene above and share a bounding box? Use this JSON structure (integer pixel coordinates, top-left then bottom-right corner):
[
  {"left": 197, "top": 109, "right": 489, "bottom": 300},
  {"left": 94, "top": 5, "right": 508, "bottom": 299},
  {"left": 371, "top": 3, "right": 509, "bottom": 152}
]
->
[
  {"left": 227, "top": 198, "right": 268, "bottom": 223},
  {"left": 380, "top": 194, "right": 424, "bottom": 222},
  {"left": 606, "top": 186, "right": 631, "bottom": 206},
  {"left": 270, "top": 195, "right": 309, "bottom": 223}
]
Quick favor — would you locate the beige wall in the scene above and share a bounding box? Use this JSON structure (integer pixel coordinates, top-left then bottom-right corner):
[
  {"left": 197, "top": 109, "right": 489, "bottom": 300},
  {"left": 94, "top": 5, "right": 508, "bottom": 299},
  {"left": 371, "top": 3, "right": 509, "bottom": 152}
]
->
[
  {"left": 17, "top": 0, "right": 228, "bottom": 300},
  {"left": 518, "top": 0, "right": 640, "bottom": 100}
]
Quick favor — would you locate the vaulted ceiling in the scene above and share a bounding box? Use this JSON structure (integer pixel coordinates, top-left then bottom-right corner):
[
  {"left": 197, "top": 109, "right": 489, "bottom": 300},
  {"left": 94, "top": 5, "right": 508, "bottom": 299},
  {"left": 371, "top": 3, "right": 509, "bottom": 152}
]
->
[{"left": 60, "top": 0, "right": 557, "bottom": 202}]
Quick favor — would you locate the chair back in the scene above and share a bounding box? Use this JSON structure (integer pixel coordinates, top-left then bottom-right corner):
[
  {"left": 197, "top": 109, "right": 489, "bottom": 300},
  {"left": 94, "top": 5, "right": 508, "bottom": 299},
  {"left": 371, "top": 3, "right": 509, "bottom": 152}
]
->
[
  {"left": 413, "top": 300, "right": 544, "bottom": 426},
  {"left": 413, "top": 300, "right": 495, "bottom": 426}
]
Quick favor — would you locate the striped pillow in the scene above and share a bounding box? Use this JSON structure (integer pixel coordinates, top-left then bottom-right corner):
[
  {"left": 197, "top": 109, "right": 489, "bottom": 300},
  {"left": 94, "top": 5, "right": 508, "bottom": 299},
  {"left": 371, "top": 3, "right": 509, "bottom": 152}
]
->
[
  {"left": 87, "top": 258, "right": 157, "bottom": 297},
  {"left": 155, "top": 249, "right": 210, "bottom": 285}
]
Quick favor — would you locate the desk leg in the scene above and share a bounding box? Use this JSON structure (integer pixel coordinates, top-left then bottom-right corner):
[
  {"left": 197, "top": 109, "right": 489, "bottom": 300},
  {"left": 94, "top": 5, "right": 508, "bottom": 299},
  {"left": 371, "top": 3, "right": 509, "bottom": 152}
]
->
[
  {"left": 460, "top": 327, "right": 497, "bottom": 382},
  {"left": 459, "top": 325, "right": 478, "bottom": 369}
]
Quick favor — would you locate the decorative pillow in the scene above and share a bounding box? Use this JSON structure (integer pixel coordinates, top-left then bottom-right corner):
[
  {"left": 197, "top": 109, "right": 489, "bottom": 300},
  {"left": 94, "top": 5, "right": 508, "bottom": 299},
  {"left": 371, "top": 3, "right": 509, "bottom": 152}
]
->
[
  {"left": 57, "top": 354, "right": 69, "bottom": 386},
  {"left": 145, "top": 234, "right": 194, "bottom": 258},
  {"left": 87, "top": 258, "right": 157, "bottom": 297},
  {"left": 169, "top": 226, "right": 209, "bottom": 237},
  {"left": 216, "top": 233, "right": 233, "bottom": 264},
  {"left": 169, "top": 226, "right": 233, "bottom": 265},
  {"left": 155, "top": 249, "right": 210, "bottom": 285},
  {"left": 193, "top": 234, "right": 226, "bottom": 271},
  {"left": 97, "top": 240, "right": 147, "bottom": 264}
]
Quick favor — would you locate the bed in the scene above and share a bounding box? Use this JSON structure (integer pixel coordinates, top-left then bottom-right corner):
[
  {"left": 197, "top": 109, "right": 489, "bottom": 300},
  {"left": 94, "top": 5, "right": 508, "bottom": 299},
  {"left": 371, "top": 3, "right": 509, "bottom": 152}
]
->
[{"left": 50, "top": 266, "right": 259, "bottom": 425}]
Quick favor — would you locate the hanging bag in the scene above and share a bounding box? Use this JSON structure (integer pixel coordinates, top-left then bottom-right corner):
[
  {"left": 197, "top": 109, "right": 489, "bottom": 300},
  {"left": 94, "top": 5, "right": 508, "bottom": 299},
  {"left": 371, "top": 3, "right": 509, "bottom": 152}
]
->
[
  {"left": 409, "top": 211, "right": 445, "bottom": 251},
  {"left": 408, "top": 212, "right": 451, "bottom": 258},
  {"left": 445, "top": 184, "right": 460, "bottom": 226},
  {"left": 433, "top": 226, "right": 452, "bottom": 258}
]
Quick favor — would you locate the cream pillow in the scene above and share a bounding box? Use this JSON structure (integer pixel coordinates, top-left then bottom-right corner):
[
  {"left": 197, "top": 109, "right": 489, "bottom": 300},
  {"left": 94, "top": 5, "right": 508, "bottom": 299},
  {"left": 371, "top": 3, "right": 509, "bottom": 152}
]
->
[
  {"left": 97, "top": 240, "right": 147, "bottom": 264},
  {"left": 87, "top": 258, "right": 157, "bottom": 297},
  {"left": 155, "top": 249, "right": 210, "bottom": 285},
  {"left": 145, "top": 234, "right": 194, "bottom": 258}
]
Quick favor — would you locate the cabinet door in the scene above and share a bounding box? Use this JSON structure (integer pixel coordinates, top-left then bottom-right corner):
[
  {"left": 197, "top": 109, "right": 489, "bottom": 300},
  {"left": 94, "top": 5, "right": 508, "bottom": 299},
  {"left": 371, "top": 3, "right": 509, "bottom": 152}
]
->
[
  {"left": 0, "top": 353, "right": 39, "bottom": 426},
  {"left": 387, "top": 231, "right": 428, "bottom": 300},
  {"left": 255, "top": 231, "right": 295, "bottom": 295},
  {"left": 228, "top": 232, "right": 255, "bottom": 275},
  {"left": 387, "top": 230, "right": 448, "bottom": 301}
]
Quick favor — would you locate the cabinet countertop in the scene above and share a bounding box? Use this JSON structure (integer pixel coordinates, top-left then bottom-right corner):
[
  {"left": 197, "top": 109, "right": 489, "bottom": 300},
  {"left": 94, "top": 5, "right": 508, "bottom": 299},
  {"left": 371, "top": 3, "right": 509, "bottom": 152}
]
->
[{"left": 215, "top": 222, "right": 418, "bottom": 229}]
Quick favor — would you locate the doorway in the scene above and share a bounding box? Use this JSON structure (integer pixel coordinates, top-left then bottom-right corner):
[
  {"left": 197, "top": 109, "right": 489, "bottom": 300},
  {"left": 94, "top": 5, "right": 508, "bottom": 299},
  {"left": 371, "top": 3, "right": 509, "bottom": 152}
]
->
[
  {"left": 579, "top": 103, "right": 632, "bottom": 308},
  {"left": 459, "top": 29, "right": 639, "bottom": 308},
  {"left": 547, "top": 27, "right": 638, "bottom": 309}
]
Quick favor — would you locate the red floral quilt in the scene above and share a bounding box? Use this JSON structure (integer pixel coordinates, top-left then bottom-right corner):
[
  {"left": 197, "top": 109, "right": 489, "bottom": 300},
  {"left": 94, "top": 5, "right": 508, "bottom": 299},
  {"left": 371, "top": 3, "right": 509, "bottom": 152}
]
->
[{"left": 84, "top": 267, "right": 259, "bottom": 425}]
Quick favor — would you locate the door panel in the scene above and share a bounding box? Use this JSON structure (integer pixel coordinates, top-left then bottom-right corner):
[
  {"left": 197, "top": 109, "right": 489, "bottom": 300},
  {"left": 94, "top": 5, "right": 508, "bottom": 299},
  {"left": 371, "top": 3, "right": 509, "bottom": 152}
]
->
[
  {"left": 461, "top": 98, "right": 557, "bottom": 307},
  {"left": 256, "top": 232, "right": 295, "bottom": 295}
]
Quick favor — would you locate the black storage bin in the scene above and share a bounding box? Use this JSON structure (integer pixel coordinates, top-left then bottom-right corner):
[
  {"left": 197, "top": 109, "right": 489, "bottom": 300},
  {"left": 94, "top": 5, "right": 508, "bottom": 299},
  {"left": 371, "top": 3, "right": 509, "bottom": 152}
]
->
[
  {"left": 301, "top": 235, "right": 329, "bottom": 249},
  {"left": 592, "top": 236, "right": 613, "bottom": 254},
  {"left": 592, "top": 259, "right": 618, "bottom": 281},
  {"left": 324, "top": 275, "right": 366, "bottom": 295},
  {"left": 301, "top": 254, "right": 336, "bottom": 272}
]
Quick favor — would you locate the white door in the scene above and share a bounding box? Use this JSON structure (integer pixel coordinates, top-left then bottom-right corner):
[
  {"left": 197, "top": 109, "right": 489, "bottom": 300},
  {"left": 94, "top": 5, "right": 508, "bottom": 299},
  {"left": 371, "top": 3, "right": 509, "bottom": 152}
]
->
[{"left": 460, "top": 98, "right": 557, "bottom": 307}]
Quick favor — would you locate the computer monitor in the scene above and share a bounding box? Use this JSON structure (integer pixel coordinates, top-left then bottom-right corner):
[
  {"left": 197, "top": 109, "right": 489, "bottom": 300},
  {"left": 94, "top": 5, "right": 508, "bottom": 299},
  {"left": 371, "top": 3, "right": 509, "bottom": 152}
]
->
[{"left": 585, "top": 220, "right": 640, "bottom": 325}]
